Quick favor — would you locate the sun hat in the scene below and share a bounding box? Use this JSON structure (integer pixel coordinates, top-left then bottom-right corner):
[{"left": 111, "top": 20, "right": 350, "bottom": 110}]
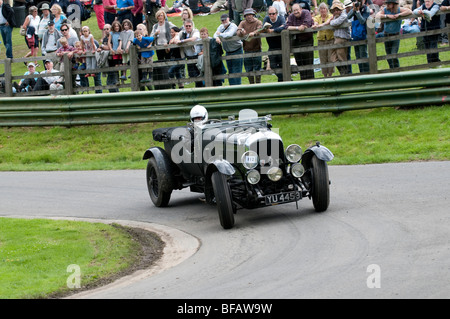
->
[
  {"left": 330, "top": 1, "right": 344, "bottom": 10},
  {"left": 40, "top": 3, "right": 50, "bottom": 10},
  {"left": 344, "top": 0, "right": 353, "bottom": 8},
  {"left": 243, "top": 8, "right": 256, "bottom": 16}
]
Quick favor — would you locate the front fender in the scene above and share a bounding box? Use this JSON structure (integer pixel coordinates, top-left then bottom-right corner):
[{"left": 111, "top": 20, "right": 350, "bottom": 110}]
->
[
  {"left": 206, "top": 159, "right": 236, "bottom": 177},
  {"left": 302, "top": 143, "right": 334, "bottom": 166}
]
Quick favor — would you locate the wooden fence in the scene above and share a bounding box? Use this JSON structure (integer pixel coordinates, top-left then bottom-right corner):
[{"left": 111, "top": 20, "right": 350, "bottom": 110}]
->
[{"left": 1, "top": 11, "right": 449, "bottom": 97}]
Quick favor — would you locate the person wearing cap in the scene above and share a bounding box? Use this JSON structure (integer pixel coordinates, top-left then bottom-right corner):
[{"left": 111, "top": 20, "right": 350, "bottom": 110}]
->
[
  {"left": 32, "top": 59, "right": 61, "bottom": 92},
  {"left": 413, "top": 0, "right": 441, "bottom": 64},
  {"left": 329, "top": 1, "right": 350, "bottom": 75},
  {"left": 375, "top": 0, "right": 411, "bottom": 69},
  {"left": 37, "top": 3, "right": 53, "bottom": 41},
  {"left": 236, "top": 8, "right": 262, "bottom": 84},
  {"left": 41, "top": 20, "right": 62, "bottom": 65},
  {"left": 213, "top": 13, "right": 243, "bottom": 85},
  {"left": 261, "top": 6, "right": 286, "bottom": 82},
  {"left": 12, "top": 62, "right": 40, "bottom": 93},
  {"left": 285, "top": 3, "right": 314, "bottom": 80},
  {"left": 347, "top": 0, "right": 370, "bottom": 73}
]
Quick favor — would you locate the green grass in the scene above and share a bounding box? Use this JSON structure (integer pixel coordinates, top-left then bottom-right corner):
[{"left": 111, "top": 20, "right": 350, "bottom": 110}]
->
[
  {"left": 1, "top": 106, "right": 449, "bottom": 171},
  {"left": 0, "top": 217, "right": 143, "bottom": 299}
]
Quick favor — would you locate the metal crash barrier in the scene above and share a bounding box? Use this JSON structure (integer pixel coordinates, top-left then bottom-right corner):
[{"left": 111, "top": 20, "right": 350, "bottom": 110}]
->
[{"left": 0, "top": 69, "right": 449, "bottom": 127}]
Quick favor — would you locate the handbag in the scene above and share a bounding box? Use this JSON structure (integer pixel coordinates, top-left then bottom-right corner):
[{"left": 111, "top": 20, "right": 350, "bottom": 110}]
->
[{"left": 20, "top": 27, "right": 26, "bottom": 36}]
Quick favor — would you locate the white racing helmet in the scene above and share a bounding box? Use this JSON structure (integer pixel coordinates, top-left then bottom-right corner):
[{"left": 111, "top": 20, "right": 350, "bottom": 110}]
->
[{"left": 190, "top": 104, "right": 208, "bottom": 125}]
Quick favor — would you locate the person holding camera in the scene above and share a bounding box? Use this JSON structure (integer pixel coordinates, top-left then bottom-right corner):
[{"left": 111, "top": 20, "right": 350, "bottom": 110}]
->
[
  {"left": 347, "top": 0, "right": 370, "bottom": 73},
  {"left": 144, "top": 0, "right": 161, "bottom": 36}
]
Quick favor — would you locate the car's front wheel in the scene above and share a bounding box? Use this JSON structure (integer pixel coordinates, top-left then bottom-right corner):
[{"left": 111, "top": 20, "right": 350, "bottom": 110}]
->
[
  {"left": 146, "top": 157, "right": 172, "bottom": 207},
  {"left": 311, "top": 155, "right": 330, "bottom": 212},
  {"left": 211, "top": 171, "right": 235, "bottom": 229}
]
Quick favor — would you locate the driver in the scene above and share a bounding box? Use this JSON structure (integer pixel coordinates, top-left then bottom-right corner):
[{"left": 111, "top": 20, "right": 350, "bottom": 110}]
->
[{"left": 190, "top": 104, "right": 208, "bottom": 126}]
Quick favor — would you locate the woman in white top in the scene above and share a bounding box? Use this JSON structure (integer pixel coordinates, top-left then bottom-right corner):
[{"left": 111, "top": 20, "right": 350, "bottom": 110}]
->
[
  {"left": 150, "top": 9, "right": 176, "bottom": 60},
  {"left": 36, "top": 4, "right": 52, "bottom": 41},
  {"left": 21, "top": 6, "right": 41, "bottom": 65}
]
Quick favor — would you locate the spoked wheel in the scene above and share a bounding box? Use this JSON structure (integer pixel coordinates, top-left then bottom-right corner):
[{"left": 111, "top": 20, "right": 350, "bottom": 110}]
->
[
  {"left": 211, "top": 171, "right": 235, "bottom": 229},
  {"left": 146, "top": 157, "right": 172, "bottom": 207},
  {"left": 310, "top": 155, "right": 330, "bottom": 212}
]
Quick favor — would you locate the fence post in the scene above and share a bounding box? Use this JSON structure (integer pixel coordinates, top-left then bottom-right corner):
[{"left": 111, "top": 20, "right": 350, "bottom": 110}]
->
[
  {"left": 130, "top": 46, "right": 140, "bottom": 91},
  {"left": 367, "top": 17, "right": 378, "bottom": 74},
  {"left": 281, "top": 30, "right": 291, "bottom": 81},
  {"left": 203, "top": 38, "right": 213, "bottom": 87},
  {"left": 63, "top": 54, "right": 74, "bottom": 95},
  {"left": 4, "top": 58, "right": 12, "bottom": 97}
]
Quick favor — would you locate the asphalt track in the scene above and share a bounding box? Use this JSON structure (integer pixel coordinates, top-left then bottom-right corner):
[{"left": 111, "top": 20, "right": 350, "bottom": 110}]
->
[{"left": 1, "top": 161, "right": 449, "bottom": 298}]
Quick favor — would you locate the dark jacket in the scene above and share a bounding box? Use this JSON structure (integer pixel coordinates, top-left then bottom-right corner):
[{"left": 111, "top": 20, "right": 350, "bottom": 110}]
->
[{"left": 1, "top": 2, "right": 16, "bottom": 28}]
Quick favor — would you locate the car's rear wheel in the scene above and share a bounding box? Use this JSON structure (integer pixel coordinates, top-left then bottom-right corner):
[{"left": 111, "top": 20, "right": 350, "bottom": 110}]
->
[
  {"left": 146, "top": 157, "right": 172, "bottom": 207},
  {"left": 211, "top": 171, "right": 235, "bottom": 229},
  {"left": 311, "top": 155, "right": 330, "bottom": 212}
]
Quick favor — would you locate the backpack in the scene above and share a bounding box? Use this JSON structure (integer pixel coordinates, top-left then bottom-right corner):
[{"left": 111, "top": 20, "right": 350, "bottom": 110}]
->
[
  {"left": 81, "top": 4, "right": 91, "bottom": 21},
  {"left": 351, "top": 19, "right": 366, "bottom": 41}
]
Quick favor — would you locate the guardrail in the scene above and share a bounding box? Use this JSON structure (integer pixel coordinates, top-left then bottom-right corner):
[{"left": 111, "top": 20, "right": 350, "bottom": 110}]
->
[{"left": 1, "top": 68, "right": 449, "bottom": 127}]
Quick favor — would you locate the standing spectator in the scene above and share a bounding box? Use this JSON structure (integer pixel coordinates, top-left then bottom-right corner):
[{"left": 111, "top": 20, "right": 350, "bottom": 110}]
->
[
  {"left": 50, "top": 0, "right": 70, "bottom": 14},
  {"left": 272, "top": 0, "right": 287, "bottom": 18},
  {"left": 57, "top": 22, "right": 79, "bottom": 48},
  {"left": 347, "top": 0, "right": 370, "bottom": 73},
  {"left": 198, "top": 27, "right": 226, "bottom": 86},
  {"left": 133, "top": 29, "right": 155, "bottom": 83},
  {"left": 119, "top": 19, "right": 134, "bottom": 80},
  {"left": 51, "top": 4, "right": 67, "bottom": 31},
  {"left": 440, "top": 1, "right": 450, "bottom": 41},
  {"left": 13, "top": 62, "right": 40, "bottom": 93},
  {"left": 285, "top": 3, "right": 314, "bottom": 80},
  {"left": 103, "top": 0, "right": 117, "bottom": 25},
  {"left": 116, "top": 0, "right": 135, "bottom": 24},
  {"left": 312, "top": 2, "right": 334, "bottom": 77},
  {"left": 144, "top": 0, "right": 161, "bottom": 36},
  {"left": 22, "top": 6, "right": 41, "bottom": 66},
  {"left": 41, "top": 20, "right": 62, "bottom": 64},
  {"left": 329, "top": 1, "right": 350, "bottom": 75},
  {"left": 213, "top": 13, "right": 243, "bottom": 85},
  {"left": 93, "top": 0, "right": 105, "bottom": 31},
  {"left": 37, "top": 4, "right": 52, "bottom": 42},
  {"left": 262, "top": 6, "right": 286, "bottom": 82},
  {"left": 230, "top": 0, "right": 253, "bottom": 26},
  {"left": 81, "top": 25, "right": 98, "bottom": 77},
  {"left": 0, "top": 0, "right": 16, "bottom": 59},
  {"left": 414, "top": 0, "right": 441, "bottom": 64},
  {"left": 167, "top": 26, "right": 185, "bottom": 89},
  {"left": 108, "top": 20, "right": 123, "bottom": 87},
  {"left": 376, "top": 0, "right": 411, "bottom": 69},
  {"left": 237, "top": 8, "right": 262, "bottom": 84},
  {"left": 132, "top": 0, "right": 144, "bottom": 29},
  {"left": 175, "top": 19, "right": 204, "bottom": 87},
  {"left": 150, "top": 9, "right": 176, "bottom": 60}
]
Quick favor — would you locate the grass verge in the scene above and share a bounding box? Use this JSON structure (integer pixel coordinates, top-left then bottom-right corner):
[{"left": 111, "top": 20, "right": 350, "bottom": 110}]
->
[
  {"left": 1, "top": 106, "right": 449, "bottom": 171},
  {"left": 0, "top": 217, "right": 164, "bottom": 299}
]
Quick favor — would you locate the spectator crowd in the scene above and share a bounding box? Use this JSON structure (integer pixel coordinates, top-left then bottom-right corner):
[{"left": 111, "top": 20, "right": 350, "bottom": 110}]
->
[{"left": 0, "top": 0, "right": 448, "bottom": 94}]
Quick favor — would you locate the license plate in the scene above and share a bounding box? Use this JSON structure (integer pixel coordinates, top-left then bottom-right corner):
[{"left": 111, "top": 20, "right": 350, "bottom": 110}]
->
[{"left": 265, "top": 191, "right": 301, "bottom": 205}]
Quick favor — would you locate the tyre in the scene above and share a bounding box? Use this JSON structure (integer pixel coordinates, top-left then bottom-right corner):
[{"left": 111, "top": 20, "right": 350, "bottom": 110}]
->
[
  {"left": 211, "top": 171, "right": 235, "bottom": 229},
  {"left": 311, "top": 155, "right": 330, "bottom": 212},
  {"left": 146, "top": 157, "right": 172, "bottom": 207}
]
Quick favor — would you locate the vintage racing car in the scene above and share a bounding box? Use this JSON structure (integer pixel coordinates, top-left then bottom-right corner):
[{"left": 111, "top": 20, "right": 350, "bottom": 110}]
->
[{"left": 143, "top": 108, "right": 334, "bottom": 229}]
